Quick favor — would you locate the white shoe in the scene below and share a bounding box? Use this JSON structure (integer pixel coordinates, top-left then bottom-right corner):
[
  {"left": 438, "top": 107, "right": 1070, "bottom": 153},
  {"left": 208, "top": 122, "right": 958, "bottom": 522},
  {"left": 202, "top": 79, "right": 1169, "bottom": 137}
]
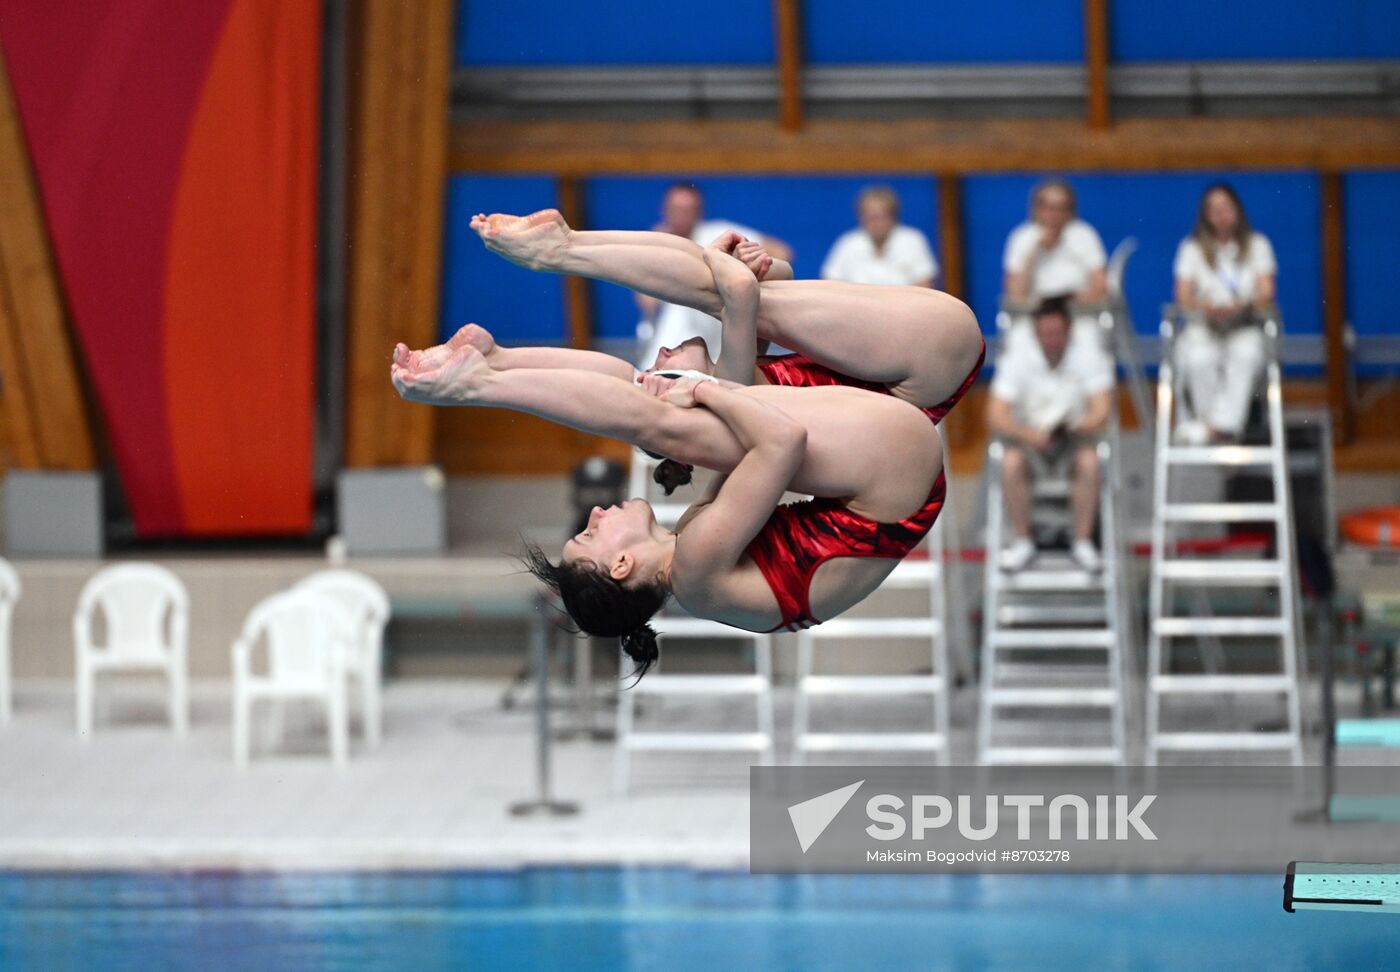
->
[
  {"left": 1000, "top": 537, "right": 1037, "bottom": 573},
  {"left": 1174, "top": 420, "right": 1210, "bottom": 446},
  {"left": 1071, "top": 539, "right": 1102, "bottom": 572}
]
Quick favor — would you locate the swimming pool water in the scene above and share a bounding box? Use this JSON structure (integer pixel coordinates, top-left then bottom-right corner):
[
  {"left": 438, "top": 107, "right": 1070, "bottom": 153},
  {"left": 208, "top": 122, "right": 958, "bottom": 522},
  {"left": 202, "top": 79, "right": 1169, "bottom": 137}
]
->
[{"left": 0, "top": 870, "right": 1393, "bottom": 971}]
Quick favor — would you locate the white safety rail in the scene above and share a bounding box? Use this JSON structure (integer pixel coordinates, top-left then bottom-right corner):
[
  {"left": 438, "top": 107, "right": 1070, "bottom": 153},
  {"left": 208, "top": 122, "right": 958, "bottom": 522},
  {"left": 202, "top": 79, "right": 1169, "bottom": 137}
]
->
[
  {"left": 614, "top": 450, "right": 776, "bottom": 793},
  {"left": 977, "top": 308, "right": 1132, "bottom": 766},
  {"left": 1145, "top": 310, "right": 1304, "bottom": 765},
  {"left": 793, "top": 479, "right": 952, "bottom": 763}
]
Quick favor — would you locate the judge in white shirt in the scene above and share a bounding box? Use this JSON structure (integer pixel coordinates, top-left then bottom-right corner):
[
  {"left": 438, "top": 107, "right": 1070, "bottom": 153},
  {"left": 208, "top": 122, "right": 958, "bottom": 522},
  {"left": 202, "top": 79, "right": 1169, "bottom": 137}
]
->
[
  {"left": 1003, "top": 178, "right": 1107, "bottom": 305},
  {"left": 820, "top": 186, "right": 938, "bottom": 288},
  {"left": 987, "top": 296, "right": 1114, "bottom": 573},
  {"left": 1171, "top": 183, "right": 1277, "bottom": 443},
  {"left": 635, "top": 182, "right": 792, "bottom": 368}
]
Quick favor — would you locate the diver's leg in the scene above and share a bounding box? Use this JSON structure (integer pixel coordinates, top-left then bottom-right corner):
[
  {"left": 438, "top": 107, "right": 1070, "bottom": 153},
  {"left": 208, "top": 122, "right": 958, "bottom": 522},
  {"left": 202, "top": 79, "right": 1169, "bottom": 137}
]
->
[{"left": 754, "top": 280, "right": 984, "bottom": 408}]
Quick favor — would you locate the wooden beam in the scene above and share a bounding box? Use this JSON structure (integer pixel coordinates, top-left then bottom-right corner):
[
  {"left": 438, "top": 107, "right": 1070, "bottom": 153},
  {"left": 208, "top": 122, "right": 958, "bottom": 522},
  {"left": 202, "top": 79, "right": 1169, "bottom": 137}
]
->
[
  {"left": 0, "top": 43, "right": 95, "bottom": 471},
  {"left": 345, "top": 0, "right": 453, "bottom": 468},
  {"left": 556, "top": 177, "right": 593, "bottom": 351},
  {"left": 1320, "top": 171, "right": 1353, "bottom": 444},
  {"left": 936, "top": 174, "right": 965, "bottom": 300},
  {"left": 773, "top": 0, "right": 804, "bottom": 132},
  {"left": 1084, "top": 0, "right": 1111, "bottom": 129},
  {"left": 451, "top": 116, "right": 1400, "bottom": 175}
]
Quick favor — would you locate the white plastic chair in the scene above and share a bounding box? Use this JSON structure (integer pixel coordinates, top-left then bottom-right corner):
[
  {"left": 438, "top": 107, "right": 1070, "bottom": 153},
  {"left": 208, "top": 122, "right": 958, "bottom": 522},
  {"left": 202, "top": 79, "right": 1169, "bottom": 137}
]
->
[
  {"left": 73, "top": 564, "right": 189, "bottom": 738},
  {"left": 231, "top": 589, "right": 356, "bottom": 769},
  {"left": 293, "top": 569, "right": 390, "bottom": 748},
  {"left": 0, "top": 558, "right": 20, "bottom": 726}
]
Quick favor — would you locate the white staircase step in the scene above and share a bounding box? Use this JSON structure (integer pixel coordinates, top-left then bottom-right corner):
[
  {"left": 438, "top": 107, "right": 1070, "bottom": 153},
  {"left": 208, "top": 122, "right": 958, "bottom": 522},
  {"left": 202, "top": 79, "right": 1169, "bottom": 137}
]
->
[
  {"left": 1153, "top": 617, "right": 1288, "bottom": 637},
  {"left": 1156, "top": 560, "right": 1285, "bottom": 582},
  {"left": 998, "top": 605, "right": 1108, "bottom": 626},
  {"left": 800, "top": 674, "right": 945, "bottom": 695},
  {"left": 1161, "top": 502, "right": 1282, "bottom": 523},
  {"left": 806, "top": 618, "right": 943, "bottom": 639},
  {"left": 652, "top": 616, "right": 765, "bottom": 639},
  {"left": 989, "top": 629, "right": 1115, "bottom": 649},
  {"left": 1163, "top": 445, "right": 1275, "bottom": 466},
  {"left": 993, "top": 662, "right": 1112, "bottom": 686},
  {"left": 1150, "top": 732, "right": 1298, "bottom": 751},
  {"left": 624, "top": 732, "right": 770, "bottom": 751},
  {"left": 632, "top": 675, "right": 767, "bottom": 696},
  {"left": 1151, "top": 674, "right": 1295, "bottom": 694},
  {"left": 1001, "top": 569, "right": 1105, "bottom": 591},
  {"left": 979, "top": 746, "right": 1123, "bottom": 765},
  {"left": 797, "top": 732, "right": 947, "bottom": 752},
  {"left": 987, "top": 687, "right": 1118, "bottom": 707}
]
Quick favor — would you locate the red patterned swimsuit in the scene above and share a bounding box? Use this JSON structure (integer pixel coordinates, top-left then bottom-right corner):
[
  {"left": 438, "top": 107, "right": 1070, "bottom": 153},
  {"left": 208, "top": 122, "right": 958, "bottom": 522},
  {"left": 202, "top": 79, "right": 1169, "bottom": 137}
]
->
[{"left": 744, "top": 340, "right": 985, "bottom": 632}]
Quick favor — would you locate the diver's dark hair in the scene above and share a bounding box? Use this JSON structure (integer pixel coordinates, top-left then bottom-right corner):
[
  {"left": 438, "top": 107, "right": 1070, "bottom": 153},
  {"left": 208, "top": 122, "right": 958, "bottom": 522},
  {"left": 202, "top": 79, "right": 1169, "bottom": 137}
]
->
[
  {"left": 523, "top": 542, "right": 668, "bottom": 680},
  {"left": 642, "top": 450, "right": 694, "bottom": 496}
]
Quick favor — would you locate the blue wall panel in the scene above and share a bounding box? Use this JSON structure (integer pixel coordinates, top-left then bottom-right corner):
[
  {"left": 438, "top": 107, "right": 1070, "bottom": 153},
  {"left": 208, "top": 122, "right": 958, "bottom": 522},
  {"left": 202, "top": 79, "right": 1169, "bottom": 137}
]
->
[
  {"left": 963, "top": 172, "right": 1321, "bottom": 346},
  {"left": 1344, "top": 172, "right": 1400, "bottom": 339},
  {"left": 804, "top": 0, "right": 1082, "bottom": 64},
  {"left": 458, "top": 0, "right": 1398, "bottom": 67},
  {"left": 456, "top": 0, "right": 772, "bottom": 66},
  {"left": 583, "top": 175, "right": 939, "bottom": 341},
  {"left": 1112, "top": 0, "right": 1400, "bottom": 61},
  {"left": 441, "top": 176, "right": 566, "bottom": 345}
]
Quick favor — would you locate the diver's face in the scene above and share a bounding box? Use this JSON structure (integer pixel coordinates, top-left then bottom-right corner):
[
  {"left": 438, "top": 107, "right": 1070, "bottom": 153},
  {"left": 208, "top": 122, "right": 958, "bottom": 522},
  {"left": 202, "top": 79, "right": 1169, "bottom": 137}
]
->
[
  {"left": 561, "top": 499, "right": 657, "bottom": 568},
  {"left": 648, "top": 337, "right": 713, "bottom": 375}
]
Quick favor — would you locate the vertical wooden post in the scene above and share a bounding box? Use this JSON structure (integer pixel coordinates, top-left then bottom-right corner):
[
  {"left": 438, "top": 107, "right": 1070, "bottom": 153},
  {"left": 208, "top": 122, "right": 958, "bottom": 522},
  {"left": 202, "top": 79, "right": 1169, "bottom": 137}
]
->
[
  {"left": 0, "top": 44, "right": 95, "bottom": 471},
  {"left": 1084, "top": 0, "right": 1111, "bottom": 130},
  {"left": 345, "top": 0, "right": 453, "bottom": 467},
  {"left": 936, "top": 172, "right": 975, "bottom": 454},
  {"left": 936, "top": 174, "right": 965, "bottom": 300},
  {"left": 773, "top": 0, "right": 804, "bottom": 132},
  {"left": 1320, "top": 171, "right": 1353, "bottom": 443},
  {"left": 557, "top": 176, "right": 593, "bottom": 351}
]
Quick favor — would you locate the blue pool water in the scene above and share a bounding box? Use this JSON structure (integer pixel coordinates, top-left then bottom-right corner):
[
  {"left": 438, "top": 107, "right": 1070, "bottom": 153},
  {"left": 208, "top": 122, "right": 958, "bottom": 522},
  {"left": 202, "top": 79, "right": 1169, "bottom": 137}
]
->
[{"left": 0, "top": 870, "right": 1394, "bottom": 971}]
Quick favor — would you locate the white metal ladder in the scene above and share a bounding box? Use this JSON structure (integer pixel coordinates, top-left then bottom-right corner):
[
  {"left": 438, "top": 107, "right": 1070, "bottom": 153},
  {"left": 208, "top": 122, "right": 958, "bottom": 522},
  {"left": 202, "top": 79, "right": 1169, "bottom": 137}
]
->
[
  {"left": 1145, "top": 310, "right": 1304, "bottom": 764},
  {"left": 792, "top": 449, "right": 952, "bottom": 762},
  {"left": 613, "top": 449, "right": 776, "bottom": 793},
  {"left": 977, "top": 309, "right": 1131, "bottom": 765}
]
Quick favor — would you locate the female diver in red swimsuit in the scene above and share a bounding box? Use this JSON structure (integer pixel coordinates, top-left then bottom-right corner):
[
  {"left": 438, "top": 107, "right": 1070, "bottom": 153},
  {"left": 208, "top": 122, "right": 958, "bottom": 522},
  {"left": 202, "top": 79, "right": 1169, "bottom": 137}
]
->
[{"left": 391, "top": 211, "right": 983, "bottom": 677}]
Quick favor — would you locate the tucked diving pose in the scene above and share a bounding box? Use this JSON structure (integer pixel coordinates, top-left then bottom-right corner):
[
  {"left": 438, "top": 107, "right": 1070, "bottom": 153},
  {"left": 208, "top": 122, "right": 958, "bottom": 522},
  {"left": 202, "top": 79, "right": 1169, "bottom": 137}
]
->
[
  {"left": 465, "top": 210, "right": 985, "bottom": 494},
  {"left": 391, "top": 213, "right": 983, "bottom": 676}
]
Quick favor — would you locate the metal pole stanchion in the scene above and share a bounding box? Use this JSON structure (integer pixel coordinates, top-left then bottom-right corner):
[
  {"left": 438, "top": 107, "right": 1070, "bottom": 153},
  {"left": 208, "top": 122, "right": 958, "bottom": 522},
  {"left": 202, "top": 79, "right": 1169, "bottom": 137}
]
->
[{"left": 510, "top": 595, "right": 579, "bottom": 818}]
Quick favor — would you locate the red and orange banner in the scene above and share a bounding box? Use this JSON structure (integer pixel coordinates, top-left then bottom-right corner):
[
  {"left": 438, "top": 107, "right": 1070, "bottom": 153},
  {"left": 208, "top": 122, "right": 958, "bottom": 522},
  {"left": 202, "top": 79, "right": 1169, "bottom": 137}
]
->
[{"left": 0, "top": 0, "right": 320, "bottom": 536}]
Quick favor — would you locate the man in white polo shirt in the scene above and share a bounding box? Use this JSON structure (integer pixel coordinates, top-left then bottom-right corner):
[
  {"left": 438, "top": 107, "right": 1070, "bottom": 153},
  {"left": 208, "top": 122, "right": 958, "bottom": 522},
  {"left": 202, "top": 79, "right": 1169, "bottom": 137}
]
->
[
  {"left": 635, "top": 182, "right": 791, "bottom": 368},
  {"left": 821, "top": 185, "right": 938, "bottom": 288},
  {"left": 986, "top": 296, "right": 1114, "bottom": 572}
]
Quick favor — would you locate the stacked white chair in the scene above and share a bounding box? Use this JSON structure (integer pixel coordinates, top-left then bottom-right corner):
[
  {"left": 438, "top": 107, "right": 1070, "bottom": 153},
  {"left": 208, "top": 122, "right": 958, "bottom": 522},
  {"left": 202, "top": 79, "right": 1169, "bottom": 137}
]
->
[
  {"left": 232, "top": 589, "right": 357, "bottom": 768},
  {"left": 0, "top": 558, "right": 19, "bottom": 726},
  {"left": 73, "top": 564, "right": 190, "bottom": 738},
  {"left": 294, "top": 569, "right": 391, "bottom": 747}
]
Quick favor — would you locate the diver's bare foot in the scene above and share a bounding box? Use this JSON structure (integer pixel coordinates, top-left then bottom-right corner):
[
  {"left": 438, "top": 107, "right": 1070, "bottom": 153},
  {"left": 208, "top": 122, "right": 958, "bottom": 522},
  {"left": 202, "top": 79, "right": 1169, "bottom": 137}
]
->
[
  {"left": 469, "top": 208, "right": 572, "bottom": 271},
  {"left": 446, "top": 322, "right": 498, "bottom": 360},
  {"left": 391, "top": 343, "right": 492, "bottom": 405}
]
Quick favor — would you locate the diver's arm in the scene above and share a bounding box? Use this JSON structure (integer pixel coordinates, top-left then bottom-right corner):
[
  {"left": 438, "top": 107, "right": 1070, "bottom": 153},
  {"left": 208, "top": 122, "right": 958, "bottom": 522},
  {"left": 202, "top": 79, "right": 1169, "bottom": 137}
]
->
[{"left": 704, "top": 246, "right": 761, "bottom": 385}]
